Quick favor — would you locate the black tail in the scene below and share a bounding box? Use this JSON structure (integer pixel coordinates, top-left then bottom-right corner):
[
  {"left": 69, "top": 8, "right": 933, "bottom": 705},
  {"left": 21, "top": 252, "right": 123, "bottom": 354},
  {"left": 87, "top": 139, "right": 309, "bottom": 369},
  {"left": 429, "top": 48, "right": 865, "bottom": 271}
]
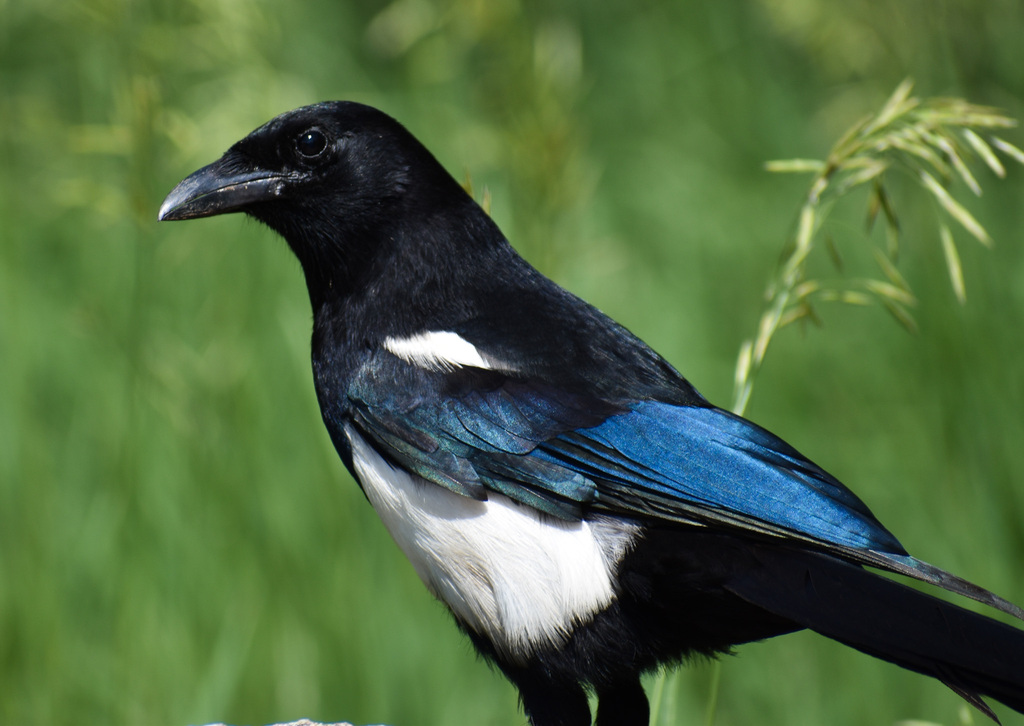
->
[{"left": 725, "top": 545, "right": 1024, "bottom": 722}]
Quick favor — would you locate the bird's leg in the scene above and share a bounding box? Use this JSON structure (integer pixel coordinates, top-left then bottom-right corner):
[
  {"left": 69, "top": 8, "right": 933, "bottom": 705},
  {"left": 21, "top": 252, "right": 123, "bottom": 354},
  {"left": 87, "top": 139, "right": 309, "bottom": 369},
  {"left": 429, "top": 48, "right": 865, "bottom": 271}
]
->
[
  {"left": 505, "top": 666, "right": 591, "bottom": 726},
  {"left": 595, "top": 676, "right": 649, "bottom": 726}
]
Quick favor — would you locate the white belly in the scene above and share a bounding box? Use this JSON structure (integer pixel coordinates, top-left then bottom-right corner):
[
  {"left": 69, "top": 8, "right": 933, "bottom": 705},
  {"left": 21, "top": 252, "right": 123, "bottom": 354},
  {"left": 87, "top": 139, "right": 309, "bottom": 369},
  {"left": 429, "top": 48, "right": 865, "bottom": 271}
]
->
[{"left": 346, "top": 425, "right": 637, "bottom": 661}]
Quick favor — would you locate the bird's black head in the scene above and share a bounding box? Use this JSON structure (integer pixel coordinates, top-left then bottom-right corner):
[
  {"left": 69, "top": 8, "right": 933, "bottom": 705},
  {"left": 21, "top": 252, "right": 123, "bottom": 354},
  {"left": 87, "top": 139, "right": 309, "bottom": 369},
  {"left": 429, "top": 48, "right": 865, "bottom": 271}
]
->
[{"left": 159, "top": 102, "right": 475, "bottom": 301}]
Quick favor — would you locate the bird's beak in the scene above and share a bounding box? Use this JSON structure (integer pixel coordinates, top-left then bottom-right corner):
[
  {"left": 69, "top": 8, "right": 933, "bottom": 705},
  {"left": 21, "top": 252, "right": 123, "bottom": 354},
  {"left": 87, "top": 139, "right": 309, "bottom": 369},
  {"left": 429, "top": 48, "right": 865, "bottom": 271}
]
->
[{"left": 158, "top": 156, "right": 291, "bottom": 221}]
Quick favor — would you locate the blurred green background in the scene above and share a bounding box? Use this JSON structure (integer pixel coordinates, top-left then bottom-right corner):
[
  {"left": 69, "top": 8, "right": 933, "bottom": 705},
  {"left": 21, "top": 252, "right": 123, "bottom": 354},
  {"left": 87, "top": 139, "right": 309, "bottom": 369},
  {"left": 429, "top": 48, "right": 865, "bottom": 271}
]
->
[{"left": 3, "top": 1, "right": 1024, "bottom": 725}]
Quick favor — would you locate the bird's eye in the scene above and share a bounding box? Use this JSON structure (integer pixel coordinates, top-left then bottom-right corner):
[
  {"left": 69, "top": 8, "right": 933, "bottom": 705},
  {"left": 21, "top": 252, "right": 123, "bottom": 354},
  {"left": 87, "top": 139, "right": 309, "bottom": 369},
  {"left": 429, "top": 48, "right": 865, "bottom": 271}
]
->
[{"left": 296, "top": 128, "right": 329, "bottom": 159}]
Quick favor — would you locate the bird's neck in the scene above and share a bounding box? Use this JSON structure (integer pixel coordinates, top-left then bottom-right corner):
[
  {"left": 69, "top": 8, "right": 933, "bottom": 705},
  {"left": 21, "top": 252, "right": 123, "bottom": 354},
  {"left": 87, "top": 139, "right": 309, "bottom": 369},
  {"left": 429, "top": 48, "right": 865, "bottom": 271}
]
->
[{"left": 301, "top": 200, "right": 518, "bottom": 343}]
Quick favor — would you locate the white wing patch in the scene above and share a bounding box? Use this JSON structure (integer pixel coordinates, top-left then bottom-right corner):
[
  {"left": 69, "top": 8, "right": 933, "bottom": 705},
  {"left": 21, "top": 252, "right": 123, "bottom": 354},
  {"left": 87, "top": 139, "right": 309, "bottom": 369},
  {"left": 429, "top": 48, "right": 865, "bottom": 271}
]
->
[
  {"left": 383, "top": 331, "right": 498, "bottom": 371},
  {"left": 346, "top": 425, "right": 637, "bottom": 662}
]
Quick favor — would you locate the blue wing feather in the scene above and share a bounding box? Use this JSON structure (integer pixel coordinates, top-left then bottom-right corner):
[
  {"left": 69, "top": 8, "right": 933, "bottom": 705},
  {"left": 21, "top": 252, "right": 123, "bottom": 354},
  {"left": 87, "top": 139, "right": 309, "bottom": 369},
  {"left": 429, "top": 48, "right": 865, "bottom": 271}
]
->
[
  {"left": 347, "top": 354, "right": 904, "bottom": 555},
  {"left": 535, "top": 402, "right": 905, "bottom": 554}
]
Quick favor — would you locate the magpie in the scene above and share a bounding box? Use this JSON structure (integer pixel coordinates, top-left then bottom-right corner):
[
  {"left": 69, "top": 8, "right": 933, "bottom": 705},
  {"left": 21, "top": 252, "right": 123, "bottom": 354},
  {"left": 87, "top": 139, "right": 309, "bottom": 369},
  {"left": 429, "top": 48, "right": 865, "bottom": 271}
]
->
[{"left": 159, "top": 101, "right": 1024, "bottom": 726}]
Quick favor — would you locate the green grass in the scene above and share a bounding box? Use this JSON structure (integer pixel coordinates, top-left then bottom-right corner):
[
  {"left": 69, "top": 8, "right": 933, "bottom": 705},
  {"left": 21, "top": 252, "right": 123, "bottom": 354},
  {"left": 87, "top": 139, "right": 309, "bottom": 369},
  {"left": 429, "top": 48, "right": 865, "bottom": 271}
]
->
[{"left": 3, "top": 2, "right": 1024, "bottom": 725}]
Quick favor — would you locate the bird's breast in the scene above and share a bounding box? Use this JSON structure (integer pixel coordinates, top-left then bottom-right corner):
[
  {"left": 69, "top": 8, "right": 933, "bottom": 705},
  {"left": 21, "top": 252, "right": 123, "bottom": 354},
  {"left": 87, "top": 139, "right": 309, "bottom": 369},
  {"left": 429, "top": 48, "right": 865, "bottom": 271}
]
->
[{"left": 345, "top": 424, "right": 639, "bottom": 662}]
